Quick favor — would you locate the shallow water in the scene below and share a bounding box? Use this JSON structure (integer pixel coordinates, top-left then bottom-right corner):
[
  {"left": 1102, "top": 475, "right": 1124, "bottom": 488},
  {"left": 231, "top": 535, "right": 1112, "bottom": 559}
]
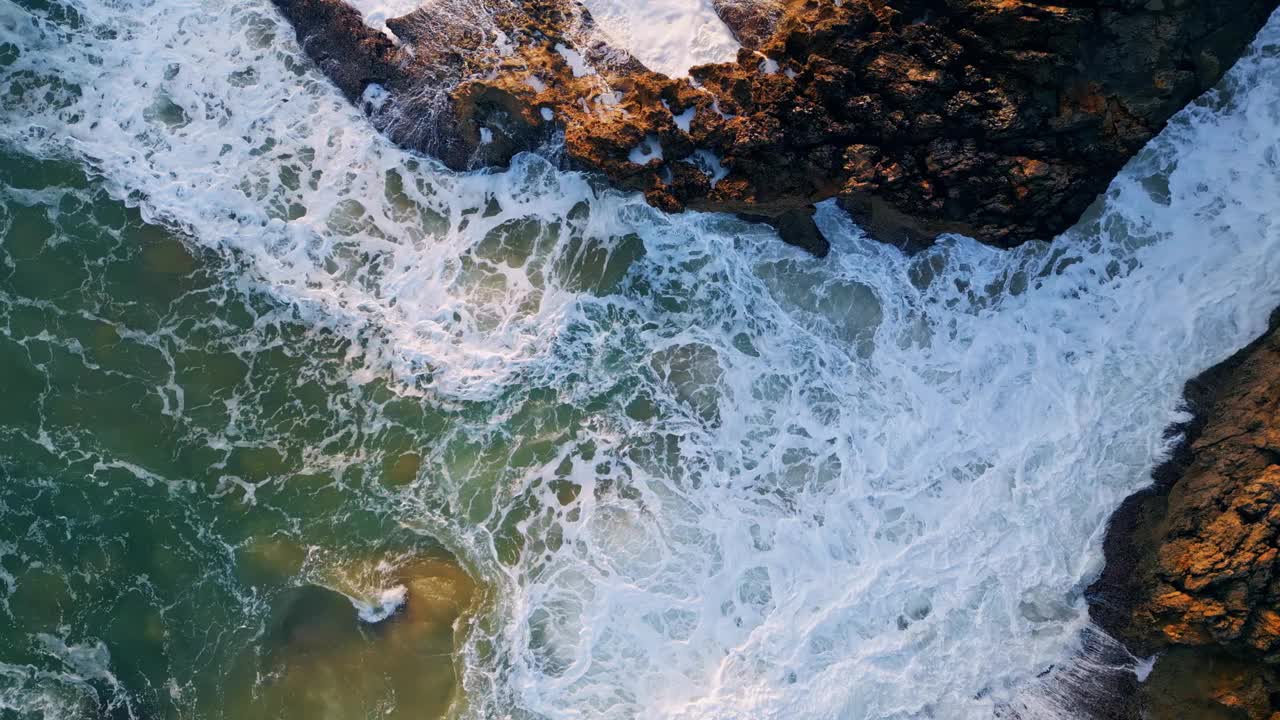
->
[
  {"left": 0, "top": 149, "right": 481, "bottom": 719},
  {"left": 0, "top": 1, "right": 1278, "bottom": 719}
]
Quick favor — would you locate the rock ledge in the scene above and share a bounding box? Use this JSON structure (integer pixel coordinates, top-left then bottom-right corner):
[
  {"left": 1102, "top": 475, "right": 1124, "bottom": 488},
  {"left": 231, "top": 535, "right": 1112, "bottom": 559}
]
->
[{"left": 273, "top": 0, "right": 1277, "bottom": 253}]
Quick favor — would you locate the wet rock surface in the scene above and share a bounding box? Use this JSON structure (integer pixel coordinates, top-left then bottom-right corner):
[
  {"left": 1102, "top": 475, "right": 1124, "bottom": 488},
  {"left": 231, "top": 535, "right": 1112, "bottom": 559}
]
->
[
  {"left": 1090, "top": 311, "right": 1280, "bottom": 719},
  {"left": 272, "top": 0, "right": 1277, "bottom": 253}
]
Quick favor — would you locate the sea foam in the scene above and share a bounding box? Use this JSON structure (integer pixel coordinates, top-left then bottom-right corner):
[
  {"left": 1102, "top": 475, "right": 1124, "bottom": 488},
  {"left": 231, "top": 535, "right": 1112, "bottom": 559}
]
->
[{"left": 1, "top": 1, "right": 1277, "bottom": 718}]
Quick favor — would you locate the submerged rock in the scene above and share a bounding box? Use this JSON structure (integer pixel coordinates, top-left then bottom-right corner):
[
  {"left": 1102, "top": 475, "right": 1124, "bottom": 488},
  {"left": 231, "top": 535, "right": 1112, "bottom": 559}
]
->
[
  {"left": 1090, "top": 311, "right": 1280, "bottom": 719},
  {"left": 247, "top": 555, "right": 478, "bottom": 720},
  {"left": 273, "top": 0, "right": 1277, "bottom": 253}
]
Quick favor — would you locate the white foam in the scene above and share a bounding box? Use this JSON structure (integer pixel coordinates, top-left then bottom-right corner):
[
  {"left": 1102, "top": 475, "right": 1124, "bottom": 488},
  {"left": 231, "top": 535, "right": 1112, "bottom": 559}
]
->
[
  {"left": 555, "top": 43, "right": 595, "bottom": 78},
  {"left": 667, "top": 102, "right": 697, "bottom": 133},
  {"left": 361, "top": 83, "right": 390, "bottom": 112},
  {"left": 0, "top": 663, "right": 93, "bottom": 720},
  {"left": 354, "top": 585, "right": 409, "bottom": 623},
  {"left": 303, "top": 551, "right": 415, "bottom": 624},
  {"left": 629, "top": 135, "right": 665, "bottom": 165},
  {"left": 345, "top": 0, "right": 425, "bottom": 37},
  {"left": 3, "top": 2, "right": 1278, "bottom": 719},
  {"left": 1134, "top": 654, "right": 1157, "bottom": 682},
  {"left": 578, "top": 0, "right": 741, "bottom": 77},
  {"left": 0, "top": 0, "right": 611, "bottom": 400}
]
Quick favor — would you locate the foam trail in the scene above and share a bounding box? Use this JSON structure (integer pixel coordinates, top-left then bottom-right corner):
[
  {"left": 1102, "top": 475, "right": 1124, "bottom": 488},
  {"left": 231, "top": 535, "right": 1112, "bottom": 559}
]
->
[
  {"left": 0, "top": 0, "right": 627, "bottom": 400},
  {"left": 1, "top": 1, "right": 1278, "bottom": 718},
  {"left": 577, "top": 0, "right": 741, "bottom": 77},
  {"left": 344, "top": 0, "right": 426, "bottom": 34}
]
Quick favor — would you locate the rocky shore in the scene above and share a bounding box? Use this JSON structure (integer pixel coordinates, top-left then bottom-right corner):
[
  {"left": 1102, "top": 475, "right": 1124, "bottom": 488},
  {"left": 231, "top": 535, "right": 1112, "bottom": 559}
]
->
[
  {"left": 1089, "top": 311, "right": 1280, "bottom": 719},
  {"left": 272, "top": 0, "right": 1276, "bottom": 254}
]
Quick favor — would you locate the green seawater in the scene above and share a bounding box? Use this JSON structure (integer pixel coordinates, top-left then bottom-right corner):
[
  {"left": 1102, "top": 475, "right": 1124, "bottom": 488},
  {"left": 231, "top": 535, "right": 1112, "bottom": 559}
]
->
[{"left": 0, "top": 148, "right": 524, "bottom": 719}]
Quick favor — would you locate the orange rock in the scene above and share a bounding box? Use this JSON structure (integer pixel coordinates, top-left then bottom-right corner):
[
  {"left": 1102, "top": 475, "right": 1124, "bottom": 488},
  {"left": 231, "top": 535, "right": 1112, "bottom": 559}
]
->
[
  {"left": 1092, "top": 313, "right": 1280, "bottom": 717},
  {"left": 274, "top": 0, "right": 1278, "bottom": 253}
]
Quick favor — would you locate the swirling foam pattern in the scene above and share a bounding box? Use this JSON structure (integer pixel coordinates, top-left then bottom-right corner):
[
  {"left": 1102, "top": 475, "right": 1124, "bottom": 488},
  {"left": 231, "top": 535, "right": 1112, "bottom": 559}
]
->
[{"left": 0, "top": 1, "right": 1278, "bottom": 718}]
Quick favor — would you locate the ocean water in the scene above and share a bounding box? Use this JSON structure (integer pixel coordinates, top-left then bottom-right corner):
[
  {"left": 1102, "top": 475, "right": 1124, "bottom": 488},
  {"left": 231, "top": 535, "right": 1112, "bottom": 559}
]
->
[{"left": 0, "top": 1, "right": 1277, "bottom": 719}]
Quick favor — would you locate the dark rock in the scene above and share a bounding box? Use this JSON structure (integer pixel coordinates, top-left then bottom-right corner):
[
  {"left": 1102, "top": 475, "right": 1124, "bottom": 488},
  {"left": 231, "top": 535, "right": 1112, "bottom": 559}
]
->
[
  {"left": 272, "top": 0, "right": 1279, "bottom": 255},
  {"left": 743, "top": 207, "right": 830, "bottom": 257},
  {"left": 711, "top": 0, "right": 784, "bottom": 47},
  {"left": 270, "top": 0, "right": 399, "bottom": 103}
]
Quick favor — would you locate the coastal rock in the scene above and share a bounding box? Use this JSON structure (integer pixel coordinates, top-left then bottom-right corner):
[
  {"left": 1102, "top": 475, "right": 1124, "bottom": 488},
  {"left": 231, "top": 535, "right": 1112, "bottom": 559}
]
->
[
  {"left": 272, "top": 0, "right": 1278, "bottom": 252},
  {"left": 1090, "top": 312, "right": 1280, "bottom": 719}
]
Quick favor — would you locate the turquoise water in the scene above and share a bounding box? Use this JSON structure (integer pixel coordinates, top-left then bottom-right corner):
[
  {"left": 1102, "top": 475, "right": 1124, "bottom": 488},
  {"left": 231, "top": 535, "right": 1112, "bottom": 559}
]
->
[{"left": 1, "top": 1, "right": 1278, "bottom": 719}]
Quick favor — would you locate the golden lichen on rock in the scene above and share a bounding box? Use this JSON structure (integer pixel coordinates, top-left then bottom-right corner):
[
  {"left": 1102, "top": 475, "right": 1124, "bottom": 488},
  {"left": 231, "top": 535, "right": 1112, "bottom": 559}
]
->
[
  {"left": 273, "top": 0, "right": 1278, "bottom": 254},
  {"left": 1091, "top": 315, "right": 1280, "bottom": 719}
]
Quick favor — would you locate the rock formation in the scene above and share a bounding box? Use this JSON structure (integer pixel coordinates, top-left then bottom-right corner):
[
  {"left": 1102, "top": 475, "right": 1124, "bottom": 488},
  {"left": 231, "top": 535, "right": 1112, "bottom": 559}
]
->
[
  {"left": 272, "top": 0, "right": 1277, "bottom": 254},
  {"left": 1090, "top": 312, "right": 1280, "bottom": 719},
  {"left": 275, "top": 0, "right": 1280, "bottom": 254}
]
